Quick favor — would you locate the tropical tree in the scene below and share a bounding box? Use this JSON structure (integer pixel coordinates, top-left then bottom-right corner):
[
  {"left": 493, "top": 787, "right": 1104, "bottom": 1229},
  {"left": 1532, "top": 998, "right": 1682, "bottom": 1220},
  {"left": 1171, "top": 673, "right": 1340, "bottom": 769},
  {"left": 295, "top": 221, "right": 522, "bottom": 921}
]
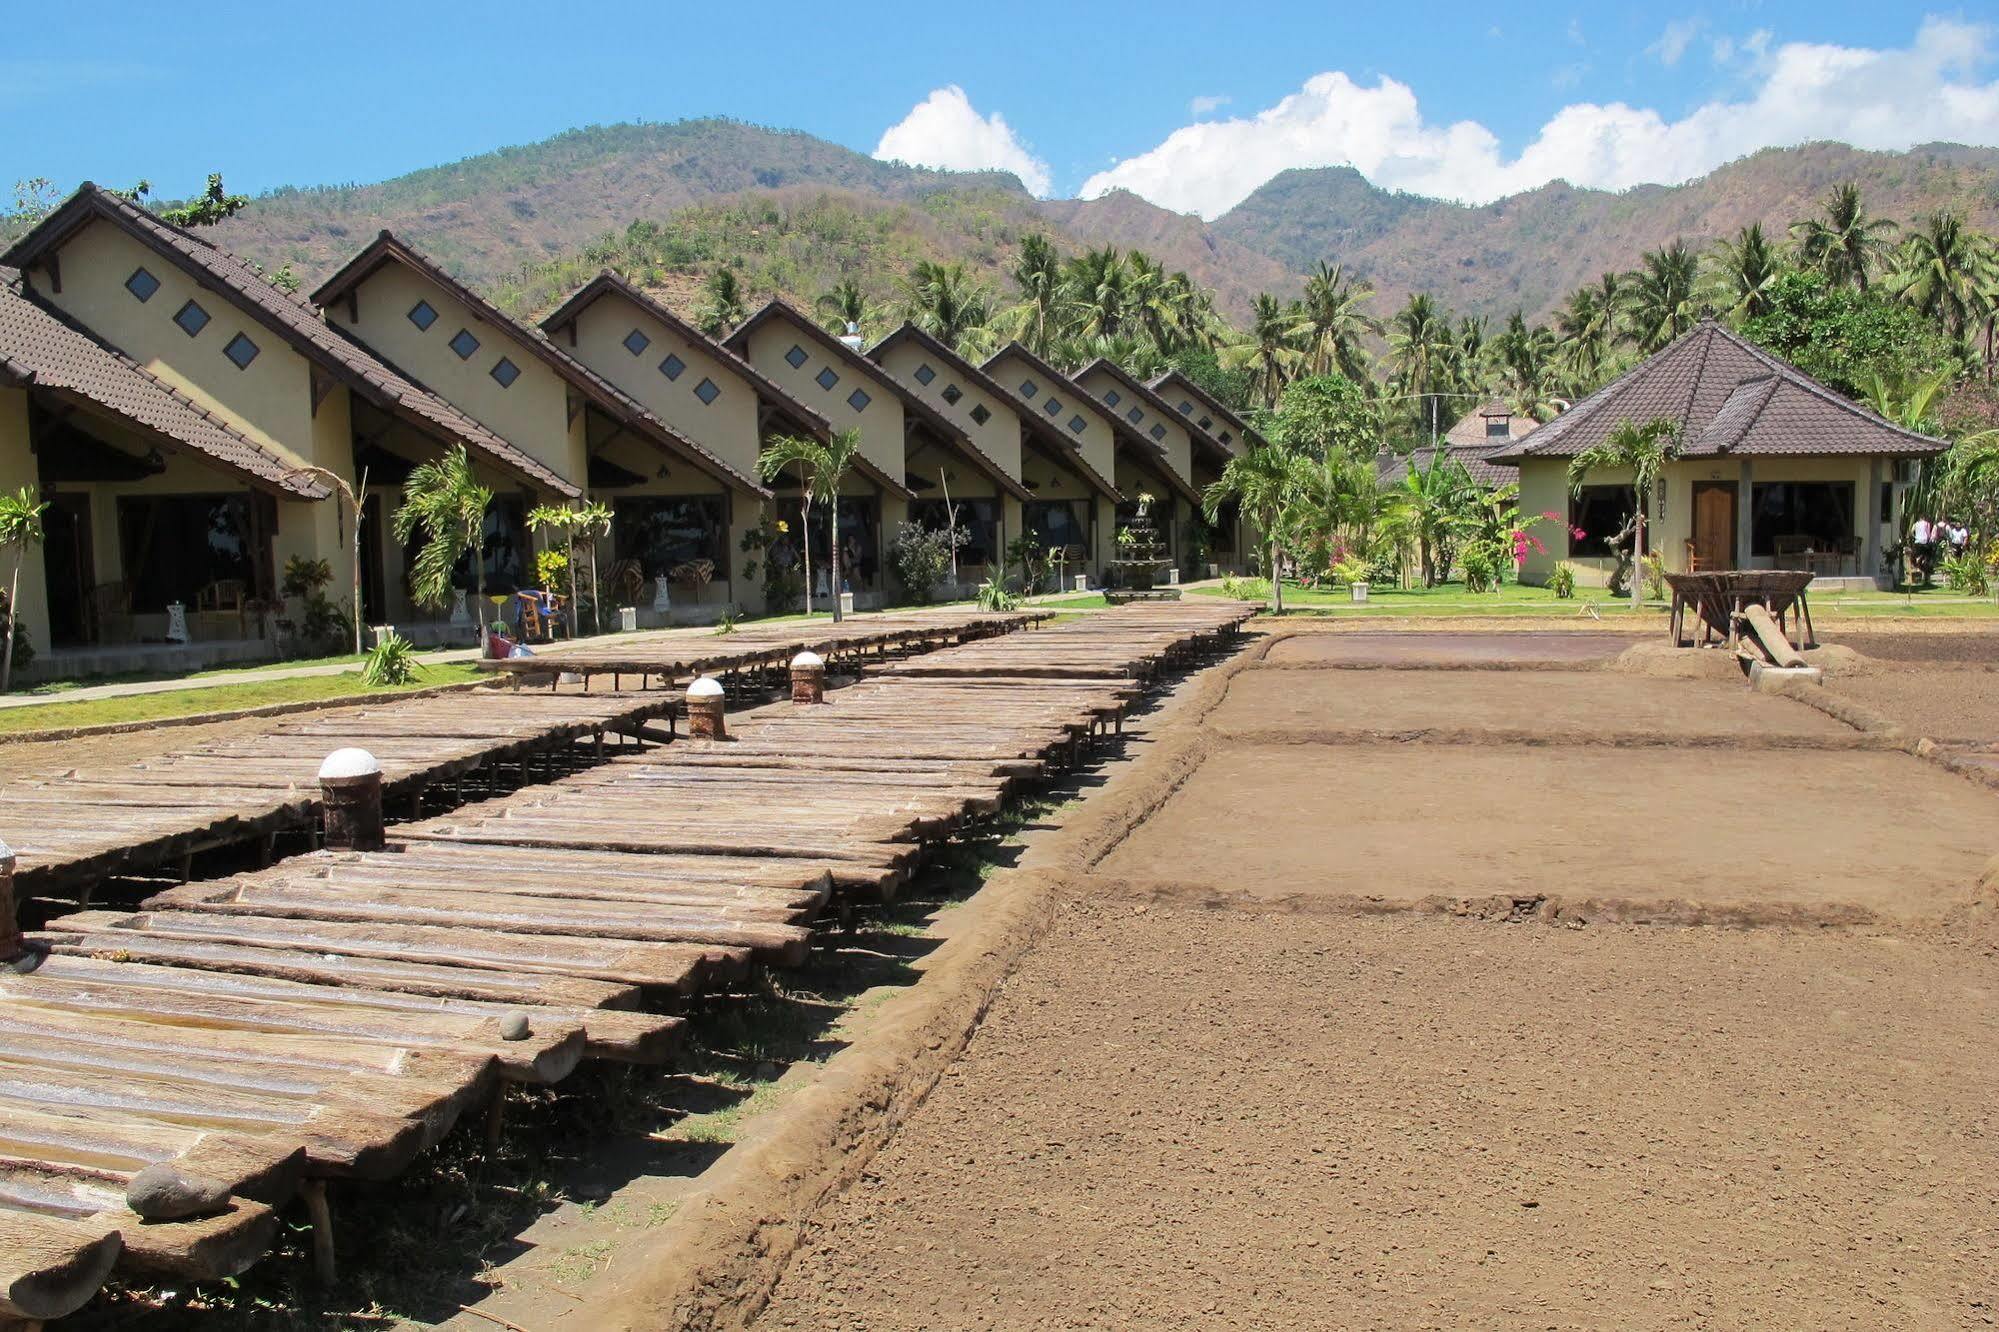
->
[
  {"left": 1566, "top": 416, "right": 1681, "bottom": 611},
  {"left": 1003, "top": 233, "right": 1064, "bottom": 356},
  {"left": 528, "top": 500, "right": 616, "bottom": 635},
  {"left": 282, "top": 463, "right": 369, "bottom": 654},
  {"left": 1708, "top": 222, "right": 1783, "bottom": 322},
  {"left": 1493, "top": 312, "right": 1562, "bottom": 420},
  {"left": 1791, "top": 182, "right": 1896, "bottom": 293},
  {"left": 0, "top": 487, "right": 48, "bottom": 692},
  {"left": 1623, "top": 240, "right": 1701, "bottom": 352},
  {"left": 1287, "top": 450, "right": 1404, "bottom": 581},
  {"left": 1556, "top": 272, "right": 1622, "bottom": 386},
  {"left": 899, "top": 260, "right": 995, "bottom": 356},
  {"left": 1396, "top": 451, "right": 1475, "bottom": 587},
  {"left": 1062, "top": 246, "right": 1129, "bottom": 341},
  {"left": 1299, "top": 261, "right": 1381, "bottom": 381},
  {"left": 1202, "top": 441, "right": 1302, "bottom": 613},
  {"left": 697, "top": 267, "right": 747, "bottom": 337},
  {"left": 815, "top": 279, "right": 875, "bottom": 338},
  {"left": 1893, "top": 210, "right": 1994, "bottom": 341},
  {"left": 392, "top": 446, "right": 494, "bottom": 648},
  {"left": 757, "top": 428, "right": 864, "bottom": 621},
  {"left": 1387, "top": 293, "right": 1453, "bottom": 437},
  {"left": 1267, "top": 374, "right": 1379, "bottom": 460},
  {"left": 1223, "top": 294, "right": 1308, "bottom": 408}
]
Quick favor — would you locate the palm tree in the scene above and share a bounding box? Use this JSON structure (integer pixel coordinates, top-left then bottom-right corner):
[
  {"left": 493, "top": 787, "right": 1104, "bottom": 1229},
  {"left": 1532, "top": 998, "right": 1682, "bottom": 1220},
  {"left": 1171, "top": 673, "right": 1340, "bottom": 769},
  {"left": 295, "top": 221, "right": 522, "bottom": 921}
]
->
[
  {"left": 1893, "top": 210, "right": 1995, "bottom": 341},
  {"left": 1556, "top": 273, "right": 1621, "bottom": 385},
  {"left": 1222, "top": 294, "right": 1307, "bottom": 408},
  {"left": 1622, "top": 241, "right": 1701, "bottom": 352},
  {"left": 0, "top": 486, "right": 48, "bottom": 692},
  {"left": 1493, "top": 312, "right": 1561, "bottom": 421},
  {"left": 283, "top": 463, "right": 369, "bottom": 654},
  {"left": 1062, "top": 246, "right": 1128, "bottom": 341},
  {"left": 1300, "top": 261, "right": 1381, "bottom": 381},
  {"left": 697, "top": 267, "right": 747, "bottom": 337},
  {"left": 527, "top": 500, "right": 616, "bottom": 636},
  {"left": 1202, "top": 440, "right": 1302, "bottom": 613},
  {"left": 899, "top": 260, "right": 995, "bottom": 356},
  {"left": 1791, "top": 182, "right": 1896, "bottom": 292},
  {"left": 1387, "top": 293, "right": 1453, "bottom": 437},
  {"left": 1125, "top": 251, "right": 1178, "bottom": 353},
  {"left": 1396, "top": 451, "right": 1475, "bottom": 587},
  {"left": 757, "top": 428, "right": 864, "bottom": 621},
  {"left": 815, "top": 279, "right": 875, "bottom": 338},
  {"left": 1566, "top": 416, "right": 1680, "bottom": 611},
  {"left": 1708, "top": 222, "right": 1782, "bottom": 322},
  {"left": 1004, "top": 234, "right": 1064, "bottom": 356},
  {"left": 392, "top": 446, "right": 495, "bottom": 649}
]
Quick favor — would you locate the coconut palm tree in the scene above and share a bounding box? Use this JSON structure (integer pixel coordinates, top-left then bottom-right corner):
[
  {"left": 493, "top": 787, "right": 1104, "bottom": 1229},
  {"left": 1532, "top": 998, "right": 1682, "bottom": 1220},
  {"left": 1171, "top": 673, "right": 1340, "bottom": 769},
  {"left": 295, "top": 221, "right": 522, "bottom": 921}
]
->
[
  {"left": 815, "top": 279, "right": 875, "bottom": 338},
  {"left": 1790, "top": 182, "right": 1897, "bottom": 292},
  {"left": 1300, "top": 261, "right": 1381, "bottom": 381},
  {"left": 1893, "top": 210, "right": 1996, "bottom": 341},
  {"left": 1062, "top": 246, "right": 1128, "bottom": 341},
  {"left": 1556, "top": 273, "right": 1621, "bottom": 385},
  {"left": 757, "top": 428, "right": 864, "bottom": 621},
  {"left": 1708, "top": 222, "right": 1782, "bottom": 322},
  {"left": 697, "top": 267, "right": 747, "bottom": 337},
  {"left": 1202, "top": 439, "right": 1302, "bottom": 613},
  {"left": 1387, "top": 293, "right": 1453, "bottom": 437},
  {"left": 0, "top": 486, "right": 47, "bottom": 692},
  {"left": 1004, "top": 233, "right": 1064, "bottom": 356},
  {"left": 392, "top": 446, "right": 495, "bottom": 649},
  {"left": 1566, "top": 416, "right": 1680, "bottom": 611},
  {"left": 1493, "top": 312, "right": 1561, "bottom": 420},
  {"left": 1222, "top": 294, "right": 1307, "bottom": 408},
  {"left": 899, "top": 260, "right": 995, "bottom": 357},
  {"left": 1622, "top": 241, "right": 1701, "bottom": 352}
]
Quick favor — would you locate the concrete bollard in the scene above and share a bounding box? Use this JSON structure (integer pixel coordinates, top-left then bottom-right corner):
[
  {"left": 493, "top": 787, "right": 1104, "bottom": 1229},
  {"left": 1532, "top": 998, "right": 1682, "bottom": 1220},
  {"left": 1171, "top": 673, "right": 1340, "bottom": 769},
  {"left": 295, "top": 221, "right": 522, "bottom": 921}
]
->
[
  {"left": 791, "top": 650, "right": 826, "bottom": 705},
  {"left": 0, "top": 837, "right": 21, "bottom": 962},
  {"left": 686, "top": 675, "right": 727, "bottom": 739},
  {"left": 319, "top": 748, "right": 385, "bottom": 852}
]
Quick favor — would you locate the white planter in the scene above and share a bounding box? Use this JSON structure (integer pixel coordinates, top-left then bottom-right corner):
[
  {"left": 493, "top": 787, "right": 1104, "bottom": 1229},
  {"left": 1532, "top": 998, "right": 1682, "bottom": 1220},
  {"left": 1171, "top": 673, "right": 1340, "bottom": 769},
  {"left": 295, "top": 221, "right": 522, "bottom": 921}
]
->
[
  {"left": 1350, "top": 583, "right": 1369, "bottom": 603},
  {"left": 838, "top": 591, "right": 855, "bottom": 616},
  {"left": 1167, "top": 568, "right": 1181, "bottom": 585},
  {"left": 164, "top": 603, "right": 189, "bottom": 644},
  {"left": 369, "top": 624, "right": 397, "bottom": 649},
  {"left": 1073, "top": 574, "right": 1090, "bottom": 593},
  {"left": 618, "top": 607, "right": 638, "bottom": 633}
]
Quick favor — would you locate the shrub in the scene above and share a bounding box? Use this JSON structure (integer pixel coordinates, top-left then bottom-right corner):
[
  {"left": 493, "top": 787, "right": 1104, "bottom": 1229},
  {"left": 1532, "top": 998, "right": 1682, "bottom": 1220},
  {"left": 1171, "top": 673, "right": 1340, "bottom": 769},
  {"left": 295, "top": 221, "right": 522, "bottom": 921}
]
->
[
  {"left": 975, "top": 577, "right": 1018, "bottom": 612},
  {"left": 1548, "top": 561, "right": 1577, "bottom": 599},
  {"left": 275, "top": 555, "right": 350, "bottom": 657},
  {"left": 1220, "top": 575, "right": 1271, "bottom": 602},
  {"left": 1461, "top": 547, "right": 1498, "bottom": 593},
  {"left": 1641, "top": 552, "right": 1666, "bottom": 601},
  {"left": 360, "top": 631, "right": 420, "bottom": 687},
  {"left": 1942, "top": 552, "right": 1990, "bottom": 595},
  {"left": 889, "top": 523, "right": 958, "bottom": 605},
  {"left": 533, "top": 547, "right": 571, "bottom": 598}
]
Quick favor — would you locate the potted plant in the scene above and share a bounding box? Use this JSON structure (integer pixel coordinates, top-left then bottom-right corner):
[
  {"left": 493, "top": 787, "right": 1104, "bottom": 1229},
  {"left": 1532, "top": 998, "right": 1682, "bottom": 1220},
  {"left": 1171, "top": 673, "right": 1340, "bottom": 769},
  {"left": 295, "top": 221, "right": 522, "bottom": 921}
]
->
[
  {"left": 485, "top": 619, "right": 515, "bottom": 659},
  {"left": 1332, "top": 557, "right": 1372, "bottom": 603}
]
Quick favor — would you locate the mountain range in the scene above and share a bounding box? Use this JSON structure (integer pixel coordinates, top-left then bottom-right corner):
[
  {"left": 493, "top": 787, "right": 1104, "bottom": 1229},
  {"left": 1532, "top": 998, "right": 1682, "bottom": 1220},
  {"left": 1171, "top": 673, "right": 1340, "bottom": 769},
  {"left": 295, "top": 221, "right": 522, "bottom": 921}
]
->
[{"left": 190, "top": 118, "right": 1999, "bottom": 326}]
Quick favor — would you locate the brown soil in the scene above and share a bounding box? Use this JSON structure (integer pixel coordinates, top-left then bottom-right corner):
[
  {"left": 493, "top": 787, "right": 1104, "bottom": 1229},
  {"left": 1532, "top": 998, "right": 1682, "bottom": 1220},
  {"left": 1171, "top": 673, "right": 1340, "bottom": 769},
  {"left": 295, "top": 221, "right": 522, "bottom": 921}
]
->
[
  {"left": 1830, "top": 630, "right": 1999, "bottom": 664},
  {"left": 1829, "top": 670, "right": 1999, "bottom": 745},
  {"left": 1264, "top": 631, "right": 1632, "bottom": 668},
  {"left": 755, "top": 902, "right": 1999, "bottom": 1332}
]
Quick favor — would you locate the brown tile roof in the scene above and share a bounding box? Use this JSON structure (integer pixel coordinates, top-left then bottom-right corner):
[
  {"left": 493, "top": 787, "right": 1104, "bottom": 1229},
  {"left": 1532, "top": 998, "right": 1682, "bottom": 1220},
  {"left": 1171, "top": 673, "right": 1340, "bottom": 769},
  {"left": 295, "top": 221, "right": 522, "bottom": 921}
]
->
[
  {"left": 312, "top": 233, "right": 767, "bottom": 498},
  {"left": 1, "top": 186, "right": 577, "bottom": 497},
  {"left": 1444, "top": 399, "right": 1540, "bottom": 448},
  {"left": 1376, "top": 442, "right": 1517, "bottom": 491},
  {"left": 1496, "top": 319, "right": 1947, "bottom": 464},
  {"left": 1145, "top": 369, "right": 1263, "bottom": 454},
  {"left": 728, "top": 301, "right": 1027, "bottom": 500},
  {"left": 0, "top": 269, "right": 328, "bottom": 497}
]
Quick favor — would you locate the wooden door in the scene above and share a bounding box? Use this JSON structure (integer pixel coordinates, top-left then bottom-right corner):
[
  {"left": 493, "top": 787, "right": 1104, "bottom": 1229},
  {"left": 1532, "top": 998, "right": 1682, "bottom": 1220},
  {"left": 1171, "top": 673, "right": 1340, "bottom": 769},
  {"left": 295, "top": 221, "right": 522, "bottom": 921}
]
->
[{"left": 1691, "top": 482, "right": 1736, "bottom": 571}]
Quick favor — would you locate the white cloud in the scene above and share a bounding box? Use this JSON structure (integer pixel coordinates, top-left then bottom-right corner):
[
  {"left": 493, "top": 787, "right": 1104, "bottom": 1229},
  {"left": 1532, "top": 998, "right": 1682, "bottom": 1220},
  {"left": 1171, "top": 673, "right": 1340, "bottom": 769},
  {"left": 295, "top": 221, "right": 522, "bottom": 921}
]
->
[
  {"left": 1190, "top": 94, "right": 1231, "bottom": 116},
  {"left": 1078, "top": 17, "right": 1999, "bottom": 217},
  {"left": 1651, "top": 17, "right": 1706, "bottom": 67},
  {"left": 873, "top": 86, "right": 1052, "bottom": 197}
]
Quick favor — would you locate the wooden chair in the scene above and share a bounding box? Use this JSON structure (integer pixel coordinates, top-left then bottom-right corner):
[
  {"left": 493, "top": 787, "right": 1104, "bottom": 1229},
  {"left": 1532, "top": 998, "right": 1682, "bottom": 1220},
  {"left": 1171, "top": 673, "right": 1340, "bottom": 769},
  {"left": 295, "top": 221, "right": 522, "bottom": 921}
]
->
[
  {"left": 1683, "top": 538, "right": 1704, "bottom": 573},
  {"left": 197, "top": 579, "right": 250, "bottom": 639},
  {"left": 515, "top": 590, "right": 566, "bottom": 642},
  {"left": 90, "top": 581, "right": 134, "bottom": 644},
  {"left": 1773, "top": 535, "right": 1812, "bottom": 570}
]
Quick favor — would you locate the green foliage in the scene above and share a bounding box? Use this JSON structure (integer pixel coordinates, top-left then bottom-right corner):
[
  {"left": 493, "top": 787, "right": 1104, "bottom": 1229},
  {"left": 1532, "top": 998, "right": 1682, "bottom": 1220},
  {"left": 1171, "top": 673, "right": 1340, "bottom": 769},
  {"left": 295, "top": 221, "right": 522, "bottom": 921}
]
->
[
  {"left": 888, "top": 522, "right": 957, "bottom": 604},
  {"left": 1268, "top": 374, "right": 1379, "bottom": 459},
  {"left": 1167, "top": 346, "right": 1254, "bottom": 414},
  {"left": 392, "top": 446, "right": 493, "bottom": 610},
  {"left": 1004, "top": 534, "right": 1048, "bottom": 595},
  {"left": 975, "top": 577, "right": 1018, "bottom": 612},
  {"left": 1940, "top": 551, "right": 1990, "bottom": 595},
  {"left": 155, "top": 173, "right": 249, "bottom": 228},
  {"left": 361, "top": 632, "right": 422, "bottom": 687},
  {"left": 1548, "top": 561, "right": 1578, "bottom": 599},
  {"left": 739, "top": 511, "right": 803, "bottom": 613},
  {"left": 713, "top": 609, "right": 739, "bottom": 636},
  {"left": 1220, "top": 575, "right": 1271, "bottom": 602},
  {"left": 534, "top": 547, "right": 571, "bottom": 598},
  {"left": 0, "top": 485, "right": 48, "bottom": 692},
  {"left": 1641, "top": 552, "right": 1667, "bottom": 600},
  {"left": 1740, "top": 270, "right": 1955, "bottom": 397},
  {"left": 1460, "top": 545, "right": 1499, "bottom": 593},
  {"left": 275, "top": 555, "right": 350, "bottom": 657}
]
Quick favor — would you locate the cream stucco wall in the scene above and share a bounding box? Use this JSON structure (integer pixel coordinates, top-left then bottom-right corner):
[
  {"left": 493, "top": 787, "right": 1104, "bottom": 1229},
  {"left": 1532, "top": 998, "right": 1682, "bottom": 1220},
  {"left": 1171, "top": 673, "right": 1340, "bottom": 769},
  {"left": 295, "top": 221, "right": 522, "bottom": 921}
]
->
[
  {"left": 738, "top": 319, "right": 906, "bottom": 484},
  {"left": 986, "top": 351, "right": 1117, "bottom": 489},
  {"left": 874, "top": 341, "right": 1023, "bottom": 482},
  {"left": 0, "top": 388, "right": 49, "bottom": 650},
  {"left": 1075, "top": 367, "right": 1193, "bottom": 487}
]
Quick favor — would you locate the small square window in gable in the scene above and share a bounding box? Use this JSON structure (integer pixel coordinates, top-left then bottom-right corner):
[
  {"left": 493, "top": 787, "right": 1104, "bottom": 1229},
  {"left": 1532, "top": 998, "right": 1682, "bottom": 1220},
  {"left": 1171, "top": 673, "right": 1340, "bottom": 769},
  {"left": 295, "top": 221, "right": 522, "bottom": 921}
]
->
[
  {"left": 1149, "top": 423, "right": 1167, "bottom": 442},
  {"left": 695, "top": 377, "right": 721, "bottom": 405},
  {"left": 941, "top": 384, "right": 963, "bottom": 406},
  {"left": 223, "top": 333, "right": 259, "bottom": 369},
  {"left": 815, "top": 366, "right": 839, "bottom": 391},
  {"left": 1044, "top": 398, "right": 1062, "bottom": 416},
  {"left": 1104, "top": 389, "right": 1121, "bottom": 408},
  {"left": 1068, "top": 415, "right": 1087, "bottom": 434},
  {"left": 623, "top": 328, "right": 651, "bottom": 356},
  {"left": 1126, "top": 407, "right": 1144, "bottom": 425},
  {"left": 847, "top": 387, "right": 871, "bottom": 413},
  {"left": 969, "top": 403, "right": 991, "bottom": 426},
  {"left": 659, "top": 353, "right": 685, "bottom": 381},
  {"left": 1198, "top": 416, "right": 1213, "bottom": 431},
  {"left": 914, "top": 364, "right": 936, "bottom": 386},
  {"left": 1178, "top": 400, "right": 1194, "bottom": 415},
  {"left": 125, "top": 267, "right": 160, "bottom": 303},
  {"left": 1019, "top": 379, "right": 1038, "bottom": 399},
  {"left": 491, "top": 357, "right": 520, "bottom": 388},
  {"left": 450, "top": 328, "right": 480, "bottom": 360},
  {"left": 173, "top": 299, "right": 210, "bottom": 337},
  {"left": 1220, "top": 431, "right": 1233, "bottom": 445},
  {"left": 785, "top": 344, "right": 809, "bottom": 369},
  {"left": 408, "top": 300, "right": 438, "bottom": 331}
]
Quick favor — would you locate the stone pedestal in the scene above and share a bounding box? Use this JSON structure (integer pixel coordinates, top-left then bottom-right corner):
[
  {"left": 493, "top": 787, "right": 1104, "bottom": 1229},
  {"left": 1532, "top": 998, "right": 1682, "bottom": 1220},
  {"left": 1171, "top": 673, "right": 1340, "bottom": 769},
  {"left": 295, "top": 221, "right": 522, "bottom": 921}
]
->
[
  {"left": 1073, "top": 574, "right": 1090, "bottom": 593},
  {"left": 686, "top": 675, "right": 727, "bottom": 739},
  {"left": 791, "top": 650, "right": 826, "bottom": 704},
  {"left": 449, "top": 590, "right": 470, "bottom": 627},
  {"left": 653, "top": 579, "right": 672, "bottom": 613},
  {"left": 1167, "top": 568, "right": 1181, "bottom": 585},
  {"left": 318, "top": 748, "right": 385, "bottom": 852},
  {"left": 619, "top": 606, "right": 639, "bottom": 633},
  {"left": 164, "top": 603, "right": 189, "bottom": 644},
  {"left": 838, "top": 591, "right": 855, "bottom": 617}
]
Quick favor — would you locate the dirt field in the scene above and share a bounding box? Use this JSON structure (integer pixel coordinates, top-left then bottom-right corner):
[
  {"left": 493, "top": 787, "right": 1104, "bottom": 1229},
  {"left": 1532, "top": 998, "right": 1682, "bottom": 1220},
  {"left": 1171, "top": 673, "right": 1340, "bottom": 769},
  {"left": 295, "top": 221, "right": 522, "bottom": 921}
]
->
[
  {"left": 1827, "top": 669, "right": 1999, "bottom": 744},
  {"left": 1264, "top": 630, "right": 1633, "bottom": 668},
  {"left": 741, "top": 628, "right": 1999, "bottom": 1332}
]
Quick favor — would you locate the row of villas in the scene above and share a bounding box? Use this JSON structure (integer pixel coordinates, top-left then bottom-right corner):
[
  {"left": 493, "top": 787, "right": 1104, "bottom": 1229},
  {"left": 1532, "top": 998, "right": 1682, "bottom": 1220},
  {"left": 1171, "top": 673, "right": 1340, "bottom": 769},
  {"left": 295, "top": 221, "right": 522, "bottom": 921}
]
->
[{"left": 0, "top": 186, "right": 1257, "bottom": 674}]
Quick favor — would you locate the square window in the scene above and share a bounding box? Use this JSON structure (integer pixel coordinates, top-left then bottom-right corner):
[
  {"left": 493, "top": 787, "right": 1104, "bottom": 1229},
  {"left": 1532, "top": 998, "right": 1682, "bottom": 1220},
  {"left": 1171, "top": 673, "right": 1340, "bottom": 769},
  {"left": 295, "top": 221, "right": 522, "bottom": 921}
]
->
[
  {"left": 694, "top": 377, "right": 720, "bottom": 404},
  {"left": 491, "top": 357, "right": 520, "bottom": 388},
  {"left": 1150, "top": 423, "right": 1167, "bottom": 441},
  {"left": 623, "top": 328, "right": 651, "bottom": 356},
  {"left": 407, "top": 299, "right": 438, "bottom": 331},
  {"left": 449, "top": 328, "right": 479, "bottom": 359},
  {"left": 941, "top": 384, "right": 963, "bottom": 406},
  {"left": 847, "top": 387, "right": 871, "bottom": 412},
  {"left": 914, "top": 363, "right": 936, "bottom": 386},
  {"left": 1126, "top": 407, "right": 1144, "bottom": 425},
  {"left": 222, "top": 332, "right": 259, "bottom": 369},
  {"left": 1019, "top": 379, "right": 1038, "bottom": 398},
  {"left": 1178, "top": 400, "right": 1194, "bottom": 415},
  {"left": 969, "top": 403, "right": 991, "bottom": 426},
  {"left": 815, "top": 366, "right": 839, "bottom": 391},
  {"left": 1104, "top": 389, "right": 1121, "bottom": 408},
  {"left": 172, "top": 299, "right": 210, "bottom": 337},
  {"left": 1068, "top": 415, "right": 1087, "bottom": 434},
  {"left": 1199, "top": 416, "right": 1213, "bottom": 431},
  {"left": 659, "top": 353, "right": 685, "bottom": 380},
  {"left": 1220, "top": 431, "right": 1233, "bottom": 444},
  {"left": 125, "top": 267, "right": 160, "bottom": 302},
  {"left": 785, "top": 344, "right": 809, "bottom": 369},
  {"left": 1044, "top": 398, "right": 1062, "bottom": 416}
]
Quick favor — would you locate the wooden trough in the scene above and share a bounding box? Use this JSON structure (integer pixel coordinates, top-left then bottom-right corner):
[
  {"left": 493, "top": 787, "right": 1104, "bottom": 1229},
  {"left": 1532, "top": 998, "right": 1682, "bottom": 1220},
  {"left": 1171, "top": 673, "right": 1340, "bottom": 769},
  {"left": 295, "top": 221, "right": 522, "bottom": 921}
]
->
[{"left": 0, "top": 601, "right": 1253, "bottom": 1322}]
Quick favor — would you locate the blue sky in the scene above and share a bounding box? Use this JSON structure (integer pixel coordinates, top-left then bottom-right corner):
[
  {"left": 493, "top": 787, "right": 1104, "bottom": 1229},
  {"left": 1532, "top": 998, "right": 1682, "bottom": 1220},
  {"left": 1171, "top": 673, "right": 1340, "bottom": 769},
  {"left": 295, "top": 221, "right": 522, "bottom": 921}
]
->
[{"left": 6, "top": 1, "right": 1995, "bottom": 216}]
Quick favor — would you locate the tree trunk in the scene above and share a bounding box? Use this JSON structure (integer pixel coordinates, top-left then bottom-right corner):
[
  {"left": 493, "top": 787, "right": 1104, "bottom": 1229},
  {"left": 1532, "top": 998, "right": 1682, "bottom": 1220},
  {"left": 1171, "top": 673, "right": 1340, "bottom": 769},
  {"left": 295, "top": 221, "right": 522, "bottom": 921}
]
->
[
  {"left": 941, "top": 471, "right": 958, "bottom": 589},
  {"left": 1632, "top": 510, "right": 1646, "bottom": 613},
  {"left": 474, "top": 526, "right": 488, "bottom": 655},
  {"left": 1, "top": 556, "right": 18, "bottom": 693},
  {"left": 568, "top": 538, "right": 580, "bottom": 639},
  {"left": 1270, "top": 536, "right": 1283, "bottom": 614},
  {"left": 829, "top": 493, "right": 843, "bottom": 623},
  {"left": 800, "top": 498, "right": 814, "bottom": 616},
  {"left": 589, "top": 537, "right": 603, "bottom": 635}
]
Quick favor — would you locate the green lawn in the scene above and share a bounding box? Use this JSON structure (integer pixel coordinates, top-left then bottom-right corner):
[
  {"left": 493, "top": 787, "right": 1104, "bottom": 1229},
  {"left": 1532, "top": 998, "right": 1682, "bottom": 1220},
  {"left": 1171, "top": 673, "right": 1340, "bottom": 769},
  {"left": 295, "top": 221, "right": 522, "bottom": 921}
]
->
[
  {"left": 1188, "top": 581, "right": 1999, "bottom": 619},
  {"left": 0, "top": 663, "right": 489, "bottom": 735}
]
